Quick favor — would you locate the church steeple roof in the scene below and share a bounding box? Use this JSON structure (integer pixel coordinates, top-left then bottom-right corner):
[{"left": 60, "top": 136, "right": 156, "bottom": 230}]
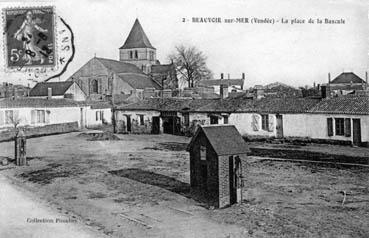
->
[{"left": 119, "top": 19, "right": 155, "bottom": 50}]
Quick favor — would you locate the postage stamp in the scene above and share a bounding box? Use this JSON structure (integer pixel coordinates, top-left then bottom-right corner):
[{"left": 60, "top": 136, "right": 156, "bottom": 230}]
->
[{"left": 3, "top": 6, "right": 55, "bottom": 69}]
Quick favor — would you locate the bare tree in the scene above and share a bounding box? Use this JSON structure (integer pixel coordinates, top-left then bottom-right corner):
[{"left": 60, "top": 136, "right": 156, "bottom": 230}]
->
[{"left": 169, "top": 45, "right": 212, "bottom": 88}]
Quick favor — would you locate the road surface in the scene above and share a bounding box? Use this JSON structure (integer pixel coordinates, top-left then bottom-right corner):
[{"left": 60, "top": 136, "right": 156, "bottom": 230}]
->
[{"left": 0, "top": 175, "right": 103, "bottom": 238}]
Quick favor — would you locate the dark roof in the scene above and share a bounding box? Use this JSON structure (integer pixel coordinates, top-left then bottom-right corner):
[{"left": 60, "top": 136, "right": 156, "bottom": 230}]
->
[
  {"left": 116, "top": 98, "right": 217, "bottom": 111},
  {"left": 119, "top": 19, "right": 155, "bottom": 50},
  {"left": 198, "top": 79, "right": 244, "bottom": 87},
  {"left": 96, "top": 57, "right": 143, "bottom": 74},
  {"left": 29, "top": 82, "right": 74, "bottom": 96},
  {"left": 330, "top": 72, "right": 365, "bottom": 84},
  {"left": 309, "top": 96, "right": 369, "bottom": 115},
  {"left": 196, "top": 96, "right": 320, "bottom": 113},
  {"left": 117, "top": 73, "right": 161, "bottom": 90},
  {"left": 0, "top": 98, "right": 82, "bottom": 108},
  {"left": 187, "top": 125, "right": 249, "bottom": 156},
  {"left": 151, "top": 64, "right": 174, "bottom": 74},
  {"left": 84, "top": 101, "right": 112, "bottom": 109},
  {"left": 242, "top": 97, "right": 320, "bottom": 113}
]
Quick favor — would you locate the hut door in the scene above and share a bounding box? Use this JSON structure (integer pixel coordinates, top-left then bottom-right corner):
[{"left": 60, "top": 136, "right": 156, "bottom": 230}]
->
[
  {"left": 152, "top": 117, "right": 160, "bottom": 134},
  {"left": 229, "top": 156, "right": 241, "bottom": 205},
  {"left": 125, "top": 115, "right": 131, "bottom": 132},
  {"left": 276, "top": 114, "right": 283, "bottom": 138},
  {"left": 352, "top": 119, "right": 361, "bottom": 146}
]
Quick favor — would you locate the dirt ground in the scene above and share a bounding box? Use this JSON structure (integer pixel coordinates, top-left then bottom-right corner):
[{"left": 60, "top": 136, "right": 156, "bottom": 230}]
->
[{"left": 0, "top": 132, "right": 368, "bottom": 238}]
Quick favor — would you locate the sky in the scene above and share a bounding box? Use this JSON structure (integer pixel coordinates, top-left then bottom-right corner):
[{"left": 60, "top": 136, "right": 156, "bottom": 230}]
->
[{"left": 0, "top": 0, "right": 368, "bottom": 88}]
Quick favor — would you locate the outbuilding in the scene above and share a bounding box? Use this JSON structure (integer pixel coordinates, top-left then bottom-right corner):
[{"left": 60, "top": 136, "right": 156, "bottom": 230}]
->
[{"left": 187, "top": 125, "right": 249, "bottom": 208}]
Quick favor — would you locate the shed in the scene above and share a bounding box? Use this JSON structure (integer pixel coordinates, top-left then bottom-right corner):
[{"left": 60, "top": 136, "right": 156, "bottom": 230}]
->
[{"left": 187, "top": 125, "right": 249, "bottom": 208}]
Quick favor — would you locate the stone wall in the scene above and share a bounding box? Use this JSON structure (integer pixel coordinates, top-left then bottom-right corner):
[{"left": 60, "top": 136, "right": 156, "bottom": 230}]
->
[{"left": 0, "top": 122, "right": 79, "bottom": 142}]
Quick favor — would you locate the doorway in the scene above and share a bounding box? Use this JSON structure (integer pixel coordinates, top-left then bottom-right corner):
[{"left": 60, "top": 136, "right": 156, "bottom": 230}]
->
[
  {"left": 276, "top": 114, "right": 283, "bottom": 138},
  {"left": 352, "top": 119, "right": 361, "bottom": 146},
  {"left": 162, "top": 116, "right": 181, "bottom": 135},
  {"left": 152, "top": 116, "right": 160, "bottom": 134},
  {"left": 80, "top": 108, "right": 84, "bottom": 129},
  {"left": 229, "top": 156, "right": 242, "bottom": 205},
  {"left": 125, "top": 115, "right": 131, "bottom": 132}
]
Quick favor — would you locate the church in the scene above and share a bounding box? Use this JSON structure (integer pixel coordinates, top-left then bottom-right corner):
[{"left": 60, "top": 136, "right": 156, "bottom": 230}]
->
[{"left": 68, "top": 19, "right": 177, "bottom": 101}]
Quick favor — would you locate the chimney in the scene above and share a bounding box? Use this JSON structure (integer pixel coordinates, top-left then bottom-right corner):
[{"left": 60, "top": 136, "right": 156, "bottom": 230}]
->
[
  {"left": 47, "top": 87, "right": 52, "bottom": 99},
  {"left": 328, "top": 73, "right": 331, "bottom": 84},
  {"left": 242, "top": 73, "right": 245, "bottom": 80},
  {"left": 313, "top": 82, "right": 316, "bottom": 88},
  {"left": 227, "top": 74, "right": 230, "bottom": 80},
  {"left": 220, "top": 73, "right": 224, "bottom": 79},
  {"left": 220, "top": 84, "right": 229, "bottom": 99}
]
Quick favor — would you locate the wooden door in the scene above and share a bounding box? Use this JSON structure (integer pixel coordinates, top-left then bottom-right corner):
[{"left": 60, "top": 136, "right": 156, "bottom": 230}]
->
[
  {"left": 276, "top": 114, "right": 283, "bottom": 138},
  {"left": 352, "top": 119, "right": 361, "bottom": 146},
  {"left": 229, "top": 156, "right": 237, "bottom": 205},
  {"left": 152, "top": 117, "right": 160, "bottom": 134},
  {"left": 126, "top": 115, "right": 131, "bottom": 132}
]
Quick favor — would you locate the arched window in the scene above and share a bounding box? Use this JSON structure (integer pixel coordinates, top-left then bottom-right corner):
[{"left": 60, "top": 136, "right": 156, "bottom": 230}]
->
[{"left": 91, "top": 79, "right": 98, "bottom": 94}]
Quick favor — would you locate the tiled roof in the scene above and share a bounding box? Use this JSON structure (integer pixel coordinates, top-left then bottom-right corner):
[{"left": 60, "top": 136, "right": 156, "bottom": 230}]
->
[
  {"left": 116, "top": 98, "right": 217, "bottom": 111},
  {"left": 309, "top": 96, "right": 369, "bottom": 115},
  {"left": 330, "top": 72, "right": 365, "bottom": 84},
  {"left": 187, "top": 125, "right": 249, "bottom": 156},
  {"left": 29, "top": 82, "right": 74, "bottom": 96},
  {"left": 151, "top": 64, "right": 174, "bottom": 74},
  {"left": 96, "top": 57, "right": 143, "bottom": 74},
  {"left": 243, "top": 97, "right": 320, "bottom": 113},
  {"left": 0, "top": 98, "right": 82, "bottom": 108},
  {"left": 84, "top": 101, "right": 112, "bottom": 109},
  {"left": 198, "top": 79, "right": 244, "bottom": 87},
  {"left": 196, "top": 96, "right": 320, "bottom": 113},
  {"left": 117, "top": 73, "right": 161, "bottom": 90},
  {"left": 119, "top": 19, "right": 155, "bottom": 50}
]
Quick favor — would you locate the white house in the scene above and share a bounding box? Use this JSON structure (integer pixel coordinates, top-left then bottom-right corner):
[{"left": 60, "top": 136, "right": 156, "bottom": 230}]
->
[{"left": 0, "top": 98, "right": 112, "bottom": 132}]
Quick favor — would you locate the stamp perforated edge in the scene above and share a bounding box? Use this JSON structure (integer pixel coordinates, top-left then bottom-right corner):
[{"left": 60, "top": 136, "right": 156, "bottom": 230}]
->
[{"left": 2, "top": 5, "right": 57, "bottom": 72}]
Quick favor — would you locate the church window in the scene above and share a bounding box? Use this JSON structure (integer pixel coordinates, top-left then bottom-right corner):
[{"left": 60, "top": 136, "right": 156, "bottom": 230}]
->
[
  {"left": 92, "top": 79, "right": 99, "bottom": 94},
  {"left": 135, "top": 50, "right": 138, "bottom": 59}
]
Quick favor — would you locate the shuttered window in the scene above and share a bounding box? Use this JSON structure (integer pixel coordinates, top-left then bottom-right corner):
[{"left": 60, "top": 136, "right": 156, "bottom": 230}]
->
[
  {"left": 5, "top": 110, "right": 13, "bottom": 124},
  {"left": 31, "top": 110, "right": 36, "bottom": 124},
  {"left": 0, "top": 111, "right": 4, "bottom": 125},
  {"left": 327, "top": 118, "right": 333, "bottom": 136},
  {"left": 344, "top": 118, "right": 351, "bottom": 137},
  {"left": 335, "top": 118, "right": 344, "bottom": 136},
  {"left": 261, "top": 114, "right": 269, "bottom": 131}
]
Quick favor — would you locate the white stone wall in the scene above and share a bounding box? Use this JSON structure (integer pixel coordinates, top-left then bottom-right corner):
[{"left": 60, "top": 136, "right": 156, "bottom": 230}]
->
[
  {"left": 0, "top": 107, "right": 83, "bottom": 130},
  {"left": 85, "top": 108, "right": 112, "bottom": 127},
  {"left": 229, "top": 113, "right": 276, "bottom": 137}
]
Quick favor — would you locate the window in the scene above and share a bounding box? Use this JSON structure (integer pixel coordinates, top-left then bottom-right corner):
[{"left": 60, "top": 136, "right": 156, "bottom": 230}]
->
[
  {"left": 31, "top": 110, "right": 47, "bottom": 124},
  {"left": 5, "top": 110, "right": 14, "bottom": 124},
  {"left": 139, "top": 115, "right": 144, "bottom": 125},
  {"left": 183, "top": 113, "right": 189, "bottom": 126},
  {"left": 91, "top": 79, "right": 98, "bottom": 94},
  {"left": 149, "top": 51, "right": 154, "bottom": 61},
  {"left": 129, "top": 51, "right": 133, "bottom": 59},
  {"left": 344, "top": 118, "right": 351, "bottom": 137},
  {"left": 200, "top": 146, "right": 206, "bottom": 161},
  {"left": 37, "top": 110, "right": 45, "bottom": 123},
  {"left": 335, "top": 118, "right": 344, "bottom": 136},
  {"left": 96, "top": 111, "right": 100, "bottom": 121},
  {"left": 134, "top": 50, "right": 138, "bottom": 59},
  {"left": 0, "top": 111, "right": 4, "bottom": 125},
  {"left": 223, "top": 116, "right": 229, "bottom": 124},
  {"left": 327, "top": 118, "right": 333, "bottom": 136},
  {"left": 261, "top": 114, "right": 269, "bottom": 131}
]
